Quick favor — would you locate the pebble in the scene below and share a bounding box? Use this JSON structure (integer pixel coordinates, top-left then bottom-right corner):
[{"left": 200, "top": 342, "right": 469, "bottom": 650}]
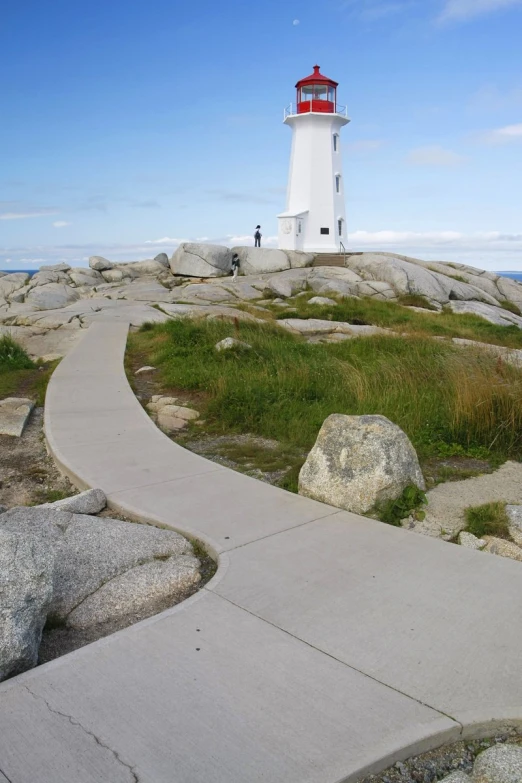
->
[{"left": 135, "top": 366, "right": 156, "bottom": 375}]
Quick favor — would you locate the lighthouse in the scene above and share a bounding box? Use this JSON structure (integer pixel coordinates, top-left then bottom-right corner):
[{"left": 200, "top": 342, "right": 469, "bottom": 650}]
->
[{"left": 278, "top": 65, "right": 350, "bottom": 254}]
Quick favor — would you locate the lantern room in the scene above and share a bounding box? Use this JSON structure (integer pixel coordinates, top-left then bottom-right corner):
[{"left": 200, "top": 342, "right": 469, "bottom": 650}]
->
[{"left": 296, "top": 65, "right": 338, "bottom": 114}]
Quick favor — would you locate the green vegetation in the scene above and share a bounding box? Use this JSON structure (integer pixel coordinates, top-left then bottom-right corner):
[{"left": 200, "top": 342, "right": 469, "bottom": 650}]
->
[
  {"left": 501, "top": 300, "right": 522, "bottom": 317},
  {"left": 464, "top": 501, "right": 510, "bottom": 539},
  {"left": 128, "top": 319, "right": 522, "bottom": 491},
  {"left": 0, "top": 335, "right": 57, "bottom": 404},
  {"left": 0, "top": 335, "right": 35, "bottom": 371},
  {"left": 376, "top": 485, "right": 428, "bottom": 527},
  {"left": 270, "top": 293, "right": 522, "bottom": 349},
  {"left": 396, "top": 294, "right": 438, "bottom": 311}
]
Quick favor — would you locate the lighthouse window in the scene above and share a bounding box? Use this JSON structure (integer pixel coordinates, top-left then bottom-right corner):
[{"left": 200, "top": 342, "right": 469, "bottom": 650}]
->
[
  {"left": 338, "top": 219, "right": 343, "bottom": 237},
  {"left": 335, "top": 175, "right": 341, "bottom": 193},
  {"left": 320, "top": 227, "right": 330, "bottom": 235},
  {"left": 333, "top": 134, "right": 339, "bottom": 152}
]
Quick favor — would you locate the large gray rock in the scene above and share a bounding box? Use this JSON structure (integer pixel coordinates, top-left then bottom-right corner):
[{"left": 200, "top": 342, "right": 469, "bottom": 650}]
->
[
  {"left": 345, "top": 253, "right": 500, "bottom": 306},
  {"left": 447, "top": 300, "right": 522, "bottom": 328},
  {"left": 170, "top": 243, "right": 233, "bottom": 278},
  {"left": 438, "top": 774, "right": 470, "bottom": 783},
  {"left": 101, "top": 268, "right": 131, "bottom": 283},
  {"left": 0, "top": 507, "right": 70, "bottom": 543},
  {"left": 283, "top": 250, "right": 315, "bottom": 269},
  {"left": 0, "top": 273, "right": 29, "bottom": 300},
  {"left": 25, "top": 283, "right": 80, "bottom": 311},
  {"left": 0, "top": 528, "right": 55, "bottom": 681},
  {"left": 268, "top": 273, "right": 308, "bottom": 299},
  {"left": 231, "top": 247, "right": 291, "bottom": 275},
  {"left": 68, "top": 268, "right": 103, "bottom": 287},
  {"left": 40, "top": 488, "right": 107, "bottom": 515},
  {"left": 89, "top": 256, "right": 114, "bottom": 272},
  {"left": 67, "top": 554, "right": 200, "bottom": 629},
  {"left": 154, "top": 252, "right": 170, "bottom": 267},
  {"left": 116, "top": 259, "right": 167, "bottom": 277},
  {"left": 298, "top": 414, "right": 425, "bottom": 515},
  {"left": 27, "top": 270, "right": 71, "bottom": 288},
  {"left": 49, "top": 514, "right": 197, "bottom": 623},
  {"left": 40, "top": 263, "right": 71, "bottom": 272},
  {"left": 0, "top": 398, "right": 35, "bottom": 437},
  {"left": 473, "top": 744, "right": 522, "bottom": 782}
]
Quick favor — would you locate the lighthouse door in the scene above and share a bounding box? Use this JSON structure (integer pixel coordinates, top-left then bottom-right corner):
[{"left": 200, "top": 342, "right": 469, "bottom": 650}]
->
[{"left": 295, "top": 217, "right": 305, "bottom": 251}]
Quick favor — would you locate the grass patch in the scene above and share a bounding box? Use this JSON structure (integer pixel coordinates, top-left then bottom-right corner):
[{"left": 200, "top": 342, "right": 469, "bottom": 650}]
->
[
  {"left": 32, "top": 488, "right": 72, "bottom": 506},
  {"left": 0, "top": 335, "right": 35, "bottom": 370},
  {"left": 270, "top": 295, "right": 522, "bottom": 349},
  {"left": 397, "top": 294, "right": 439, "bottom": 311},
  {"left": 376, "top": 485, "right": 427, "bottom": 527},
  {"left": 128, "top": 319, "right": 522, "bottom": 484},
  {"left": 464, "top": 501, "right": 510, "bottom": 539},
  {"left": 502, "top": 300, "right": 522, "bottom": 317},
  {"left": 0, "top": 335, "right": 58, "bottom": 404}
]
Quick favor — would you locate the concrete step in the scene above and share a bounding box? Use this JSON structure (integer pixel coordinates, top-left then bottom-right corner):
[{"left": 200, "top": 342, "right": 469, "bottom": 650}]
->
[{"left": 312, "top": 254, "right": 346, "bottom": 267}]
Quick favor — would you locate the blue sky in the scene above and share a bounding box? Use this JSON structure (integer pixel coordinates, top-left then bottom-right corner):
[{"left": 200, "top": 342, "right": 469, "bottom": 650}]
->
[{"left": 1, "top": 0, "right": 521, "bottom": 270}]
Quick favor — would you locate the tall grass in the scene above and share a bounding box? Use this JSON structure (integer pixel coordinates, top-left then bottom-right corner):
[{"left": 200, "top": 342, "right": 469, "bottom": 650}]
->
[
  {"left": 275, "top": 294, "right": 522, "bottom": 349},
  {"left": 0, "top": 335, "right": 34, "bottom": 371},
  {"left": 129, "top": 319, "right": 522, "bottom": 463}
]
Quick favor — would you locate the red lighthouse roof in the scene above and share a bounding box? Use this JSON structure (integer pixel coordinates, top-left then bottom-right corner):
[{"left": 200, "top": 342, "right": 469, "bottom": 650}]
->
[{"left": 295, "top": 65, "right": 338, "bottom": 89}]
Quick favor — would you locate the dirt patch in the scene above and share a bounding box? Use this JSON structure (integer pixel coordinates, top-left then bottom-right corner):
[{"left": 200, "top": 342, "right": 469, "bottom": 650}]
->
[
  {"left": 0, "top": 407, "right": 74, "bottom": 508},
  {"left": 422, "top": 457, "right": 494, "bottom": 489},
  {"left": 179, "top": 433, "right": 307, "bottom": 487}
]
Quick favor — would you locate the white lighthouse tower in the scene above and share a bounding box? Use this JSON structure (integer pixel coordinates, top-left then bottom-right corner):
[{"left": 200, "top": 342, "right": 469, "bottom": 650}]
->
[{"left": 278, "top": 65, "right": 350, "bottom": 254}]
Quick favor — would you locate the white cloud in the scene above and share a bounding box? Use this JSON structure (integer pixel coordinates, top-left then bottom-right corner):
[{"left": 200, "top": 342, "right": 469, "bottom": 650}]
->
[
  {"left": 0, "top": 209, "right": 58, "bottom": 221},
  {"left": 439, "top": 0, "right": 522, "bottom": 22},
  {"left": 477, "top": 123, "right": 522, "bottom": 144},
  {"left": 406, "top": 145, "right": 465, "bottom": 166},
  {"left": 53, "top": 221, "right": 71, "bottom": 228},
  {"left": 2, "top": 232, "right": 521, "bottom": 272}
]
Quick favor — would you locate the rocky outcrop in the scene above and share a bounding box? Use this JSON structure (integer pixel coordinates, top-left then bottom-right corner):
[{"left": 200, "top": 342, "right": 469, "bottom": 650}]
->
[
  {"left": 48, "top": 513, "right": 199, "bottom": 623},
  {"left": 447, "top": 300, "right": 522, "bottom": 327},
  {"left": 0, "top": 502, "right": 201, "bottom": 680},
  {"left": 298, "top": 414, "right": 425, "bottom": 515},
  {"left": 25, "top": 283, "right": 80, "bottom": 311},
  {"left": 89, "top": 256, "right": 114, "bottom": 271},
  {"left": 231, "top": 247, "right": 291, "bottom": 275},
  {"left": 40, "top": 488, "right": 107, "bottom": 515},
  {"left": 0, "top": 273, "right": 29, "bottom": 301},
  {"left": 170, "top": 243, "right": 233, "bottom": 277},
  {"left": 0, "top": 528, "right": 55, "bottom": 680}
]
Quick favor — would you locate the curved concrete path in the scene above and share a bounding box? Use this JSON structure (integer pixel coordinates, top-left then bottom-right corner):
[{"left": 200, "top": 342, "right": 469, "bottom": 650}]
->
[{"left": 1, "top": 322, "right": 521, "bottom": 783}]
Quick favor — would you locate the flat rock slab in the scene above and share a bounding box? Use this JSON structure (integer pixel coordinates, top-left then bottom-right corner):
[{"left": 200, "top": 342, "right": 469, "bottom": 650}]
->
[
  {"left": 0, "top": 397, "right": 35, "bottom": 437},
  {"left": 411, "top": 461, "right": 522, "bottom": 539}
]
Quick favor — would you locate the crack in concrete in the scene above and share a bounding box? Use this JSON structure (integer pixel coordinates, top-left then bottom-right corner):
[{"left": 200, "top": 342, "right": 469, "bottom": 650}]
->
[
  {"left": 22, "top": 684, "right": 140, "bottom": 782},
  {"left": 0, "top": 767, "right": 14, "bottom": 783}
]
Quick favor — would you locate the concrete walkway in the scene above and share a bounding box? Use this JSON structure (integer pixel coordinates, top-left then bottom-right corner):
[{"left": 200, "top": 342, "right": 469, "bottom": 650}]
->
[{"left": 1, "top": 322, "right": 521, "bottom": 783}]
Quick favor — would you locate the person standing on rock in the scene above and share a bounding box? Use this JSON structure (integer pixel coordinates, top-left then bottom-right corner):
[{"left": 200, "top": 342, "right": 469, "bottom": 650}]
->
[
  {"left": 231, "top": 253, "right": 240, "bottom": 280},
  {"left": 254, "top": 225, "right": 262, "bottom": 248}
]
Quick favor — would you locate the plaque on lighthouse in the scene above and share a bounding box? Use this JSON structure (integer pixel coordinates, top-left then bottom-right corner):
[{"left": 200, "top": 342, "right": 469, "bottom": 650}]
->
[{"left": 277, "top": 65, "right": 350, "bottom": 254}]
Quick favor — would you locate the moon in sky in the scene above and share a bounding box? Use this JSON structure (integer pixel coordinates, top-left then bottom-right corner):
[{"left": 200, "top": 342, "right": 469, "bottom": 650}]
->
[{"left": 293, "top": 19, "right": 300, "bottom": 26}]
